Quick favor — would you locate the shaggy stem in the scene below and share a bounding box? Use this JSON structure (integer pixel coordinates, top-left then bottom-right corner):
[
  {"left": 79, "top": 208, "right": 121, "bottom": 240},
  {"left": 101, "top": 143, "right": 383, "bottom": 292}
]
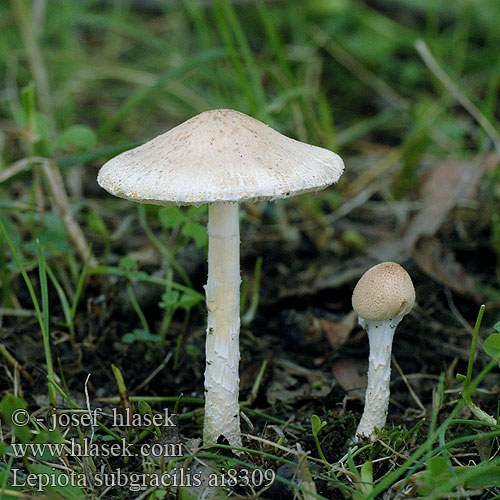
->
[
  {"left": 355, "top": 316, "right": 401, "bottom": 440},
  {"left": 203, "top": 202, "right": 242, "bottom": 447}
]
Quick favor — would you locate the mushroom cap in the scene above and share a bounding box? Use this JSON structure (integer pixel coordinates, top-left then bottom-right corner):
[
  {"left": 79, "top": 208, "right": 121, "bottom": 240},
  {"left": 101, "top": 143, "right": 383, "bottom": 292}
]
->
[
  {"left": 97, "top": 109, "right": 344, "bottom": 205},
  {"left": 351, "top": 262, "right": 415, "bottom": 321}
]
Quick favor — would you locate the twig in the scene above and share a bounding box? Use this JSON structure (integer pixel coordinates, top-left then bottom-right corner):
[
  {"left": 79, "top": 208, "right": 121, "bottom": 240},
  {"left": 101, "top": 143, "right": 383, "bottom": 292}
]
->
[
  {"left": 415, "top": 39, "right": 500, "bottom": 153},
  {"left": 0, "top": 156, "right": 45, "bottom": 183},
  {"left": 296, "top": 444, "right": 318, "bottom": 500},
  {"left": 84, "top": 373, "right": 96, "bottom": 442},
  {"left": 392, "top": 355, "right": 426, "bottom": 414},
  {"left": 0, "top": 308, "right": 37, "bottom": 317},
  {"left": 444, "top": 288, "right": 474, "bottom": 334},
  {"left": 111, "top": 364, "right": 135, "bottom": 425},
  {"left": 133, "top": 351, "right": 172, "bottom": 391},
  {"left": 312, "top": 26, "right": 408, "bottom": 111},
  {"left": 0, "top": 343, "right": 33, "bottom": 382},
  {"left": 0, "top": 156, "right": 95, "bottom": 265},
  {"left": 10, "top": 0, "right": 55, "bottom": 131},
  {"left": 41, "top": 160, "right": 97, "bottom": 266}
]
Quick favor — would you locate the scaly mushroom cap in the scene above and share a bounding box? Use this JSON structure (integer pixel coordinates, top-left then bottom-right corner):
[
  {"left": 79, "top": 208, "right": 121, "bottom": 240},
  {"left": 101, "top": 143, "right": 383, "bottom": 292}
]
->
[
  {"left": 352, "top": 262, "right": 415, "bottom": 321},
  {"left": 97, "top": 109, "right": 344, "bottom": 205}
]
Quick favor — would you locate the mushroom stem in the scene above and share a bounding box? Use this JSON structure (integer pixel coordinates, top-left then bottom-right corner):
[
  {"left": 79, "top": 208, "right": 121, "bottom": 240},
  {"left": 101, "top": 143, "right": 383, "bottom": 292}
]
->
[
  {"left": 355, "top": 316, "right": 402, "bottom": 440},
  {"left": 203, "top": 201, "right": 242, "bottom": 447}
]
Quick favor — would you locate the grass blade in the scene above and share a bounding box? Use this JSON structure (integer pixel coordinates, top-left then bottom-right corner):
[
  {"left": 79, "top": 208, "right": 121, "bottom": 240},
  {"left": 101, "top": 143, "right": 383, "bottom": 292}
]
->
[
  {"left": 70, "top": 245, "right": 92, "bottom": 324},
  {"left": 36, "top": 240, "right": 57, "bottom": 405},
  {"left": 99, "top": 48, "right": 226, "bottom": 136}
]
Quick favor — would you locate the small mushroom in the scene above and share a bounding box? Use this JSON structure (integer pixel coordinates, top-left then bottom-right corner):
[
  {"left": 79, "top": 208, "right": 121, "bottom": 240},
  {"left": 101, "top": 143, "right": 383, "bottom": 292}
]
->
[
  {"left": 351, "top": 261, "right": 415, "bottom": 440},
  {"left": 97, "top": 109, "right": 344, "bottom": 448}
]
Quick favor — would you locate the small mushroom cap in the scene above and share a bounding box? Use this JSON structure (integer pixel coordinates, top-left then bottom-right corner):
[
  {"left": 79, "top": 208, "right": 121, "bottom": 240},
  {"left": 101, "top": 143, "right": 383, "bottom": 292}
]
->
[
  {"left": 352, "top": 262, "right": 415, "bottom": 321},
  {"left": 97, "top": 109, "right": 344, "bottom": 206}
]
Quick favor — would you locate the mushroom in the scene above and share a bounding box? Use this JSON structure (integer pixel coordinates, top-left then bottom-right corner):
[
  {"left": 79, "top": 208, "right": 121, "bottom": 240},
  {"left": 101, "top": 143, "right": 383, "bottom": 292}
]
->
[
  {"left": 351, "top": 261, "right": 415, "bottom": 440},
  {"left": 97, "top": 109, "right": 344, "bottom": 448}
]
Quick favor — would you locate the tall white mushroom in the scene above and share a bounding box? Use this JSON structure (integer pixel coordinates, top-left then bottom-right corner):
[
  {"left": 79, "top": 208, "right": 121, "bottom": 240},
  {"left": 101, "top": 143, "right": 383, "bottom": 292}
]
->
[
  {"left": 351, "top": 261, "right": 415, "bottom": 440},
  {"left": 97, "top": 109, "right": 344, "bottom": 448}
]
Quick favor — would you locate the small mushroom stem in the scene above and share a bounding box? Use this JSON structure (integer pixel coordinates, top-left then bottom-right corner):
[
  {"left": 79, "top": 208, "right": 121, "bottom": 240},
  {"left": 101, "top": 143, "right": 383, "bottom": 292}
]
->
[
  {"left": 204, "top": 201, "right": 242, "bottom": 448},
  {"left": 355, "top": 316, "right": 402, "bottom": 440}
]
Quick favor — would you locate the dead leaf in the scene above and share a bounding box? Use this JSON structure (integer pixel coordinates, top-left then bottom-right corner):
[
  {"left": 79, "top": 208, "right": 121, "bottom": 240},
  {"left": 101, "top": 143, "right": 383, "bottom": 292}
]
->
[
  {"left": 331, "top": 358, "right": 366, "bottom": 400},
  {"left": 296, "top": 444, "right": 318, "bottom": 500},
  {"left": 128, "top": 245, "right": 161, "bottom": 265},
  {"left": 413, "top": 237, "right": 482, "bottom": 301},
  {"left": 370, "top": 154, "right": 500, "bottom": 261},
  {"left": 403, "top": 155, "right": 498, "bottom": 248},
  {"left": 267, "top": 361, "right": 331, "bottom": 405},
  {"left": 310, "top": 311, "right": 358, "bottom": 350},
  {"left": 281, "top": 256, "right": 374, "bottom": 298}
]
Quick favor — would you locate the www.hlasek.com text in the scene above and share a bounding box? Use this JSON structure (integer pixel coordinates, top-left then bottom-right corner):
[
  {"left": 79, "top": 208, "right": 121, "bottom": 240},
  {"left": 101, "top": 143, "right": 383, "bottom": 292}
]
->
[{"left": 11, "top": 438, "right": 182, "bottom": 458}]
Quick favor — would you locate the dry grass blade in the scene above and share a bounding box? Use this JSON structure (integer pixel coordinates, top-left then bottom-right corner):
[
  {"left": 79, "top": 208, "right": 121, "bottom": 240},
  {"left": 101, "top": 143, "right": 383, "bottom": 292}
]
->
[
  {"left": 312, "top": 27, "right": 408, "bottom": 111},
  {"left": 0, "top": 156, "right": 96, "bottom": 265},
  {"left": 41, "top": 160, "right": 97, "bottom": 266},
  {"left": 0, "top": 156, "right": 46, "bottom": 183},
  {"left": 415, "top": 39, "right": 500, "bottom": 153},
  {"left": 10, "top": 0, "right": 55, "bottom": 130},
  {"left": 296, "top": 444, "right": 318, "bottom": 500},
  {"left": 0, "top": 343, "right": 33, "bottom": 382},
  {"left": 392, "top": 355, "right": 425, "bottom": 415}
]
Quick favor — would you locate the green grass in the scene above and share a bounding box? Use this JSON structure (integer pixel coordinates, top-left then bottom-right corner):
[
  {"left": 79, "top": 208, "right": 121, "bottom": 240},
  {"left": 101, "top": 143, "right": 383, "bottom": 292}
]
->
[{"left": 1, "top": 0, "right": 500, "bottom": 498}]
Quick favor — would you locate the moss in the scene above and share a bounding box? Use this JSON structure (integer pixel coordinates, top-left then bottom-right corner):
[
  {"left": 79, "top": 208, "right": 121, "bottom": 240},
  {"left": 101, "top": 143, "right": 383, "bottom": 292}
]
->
[{"left": 304, "top": 410, "right": 358, "bottom": 463}]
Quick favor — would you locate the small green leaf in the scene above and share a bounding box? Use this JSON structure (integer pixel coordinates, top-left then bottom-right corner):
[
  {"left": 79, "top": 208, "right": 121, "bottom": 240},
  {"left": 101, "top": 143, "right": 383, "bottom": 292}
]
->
[
  {"left": 33, "top": 113, "right": 52, "bottom": 156},
  {"left": 182, "top": 221, "right": 208, "bottom": 248},
  {"left": 483, "top": 333, "right": 500, "bottom": 362},
  {"left": 0, "top": 394, "right": 31, "bottom": 443},
  {"left": 416, "top": 455, "right": 452, "bottom": 494},
  {"left": 456, "top": 373, "right": 467, "bottom": 383},
  {"left": 27, "top": 463, "right": 86, "bottom": 498},
  {"left": 159, "top": 206, "right": 184, "bottom": 229},
  {"left": 122, "top": 329, "right": 161, "bottom": 344},
  {"left": 185, "top": 344, "right": 201, "bottom": 358},
  {"left": 33, "top": 113, "right": 51, "bottom": 143},
  {"left": 127, "top": 270, "right": 149, "bottom": 281},
  {"left": 135, "top": 330, "right": 161, "bottom": 342},
  {"left": 119, "top": 256, "right": 138, "bottom": 273},
  {"left": 22, "top": 213, "right": 70, "bottom": 254},
  {"left": 493, "top": 321, "right": 500, "bottom": 334},
  {"left": 121, "top": 333, "right": 136, "bottom": 344},
  {"left": 177, "top": 292, "right": 203, "bottom": 311},
  {"left": 34, "top": 428, "right": 64, "bottom": 444},
  {"left": 464, "top": 465, "right": 500, "bottom": 487},
  {"left": 360, "top": 460, "right": 373, "bottom": 491},
  {"left": 138, "top": 400, "right": 153, "bottom": 416},
  {"left": 187, "top": 205, "right": 207, "bottom": 218},
  {"left": 178, "top": 488, "right": 197, "bottom": 500},
  {"left": 57, "top": 125, "right": 97, "bottom": 150},
  {"left": 134, "top": 329, "right": 161, "bottom": 342},
  {"left": 33, "top": 429, "right": 65, "bottom": 459},
  {"left": 20, "top": 83, "right": 36, "bottom": 126},
  {"left": 14, "top": 109, "right": 26, "bottom": 128},
  {"left": 428, "top": 455, "right": 448, "bottom": 478},
  {"left": 159, "top": 290, "right": 180, "bottom": 308},
  {"left": 311, "top": 414, "right": 326, "bottom": 435},
  {"left": 86, "top": 210, "right": 108, "bottom": 237}
]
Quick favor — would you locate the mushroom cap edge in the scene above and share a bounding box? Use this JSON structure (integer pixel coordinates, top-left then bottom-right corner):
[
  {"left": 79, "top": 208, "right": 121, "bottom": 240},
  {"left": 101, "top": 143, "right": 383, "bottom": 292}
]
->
[{"left": 97, "top": 109, "right": 344, "bottom": 206}]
